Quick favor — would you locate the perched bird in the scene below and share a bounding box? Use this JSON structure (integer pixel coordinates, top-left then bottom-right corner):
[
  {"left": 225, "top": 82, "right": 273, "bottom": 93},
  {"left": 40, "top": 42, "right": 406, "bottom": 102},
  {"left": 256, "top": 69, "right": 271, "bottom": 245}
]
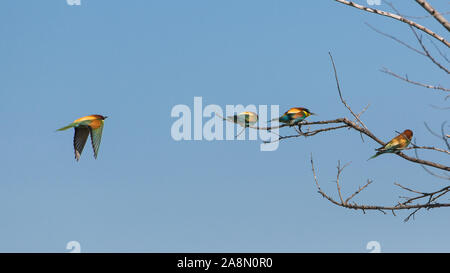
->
[
  {"left": 231, "top": 111, "right": 258, "bottom": 128},
  {"left": 368, "top": 129, "right": 413, "bottom": 160},
  {"left": 57, "top": 115, "right": 108, "bottom": 161},
  {"left": 216, "top": 111, "right": 258, "bottom": 137},
  {"left": 269, "top": 107, "right": 316, "bottom": 126}
]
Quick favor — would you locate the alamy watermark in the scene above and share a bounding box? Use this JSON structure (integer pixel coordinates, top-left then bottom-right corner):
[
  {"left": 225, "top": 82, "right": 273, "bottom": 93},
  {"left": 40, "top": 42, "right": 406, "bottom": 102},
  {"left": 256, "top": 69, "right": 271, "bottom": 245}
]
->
[
  {"left": 366, "top": 0, "right": 381, "bottom": 5},
  {"left": 66, "top": 241, "right": 81, "bottom": 253},
  {"left": 366, "top": 241, "right": 381, "bottom": 253},
  {"left": 170, "top": 97, "right": 281, "bottom": 151},
  {"left": 67, "top": 0, "right": 81, "bottom": 6}
]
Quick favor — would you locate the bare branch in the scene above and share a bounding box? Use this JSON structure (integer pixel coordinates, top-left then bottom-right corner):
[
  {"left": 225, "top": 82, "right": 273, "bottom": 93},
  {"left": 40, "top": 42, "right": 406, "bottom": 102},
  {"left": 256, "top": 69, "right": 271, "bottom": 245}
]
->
[
  {"left": 414, "top": 0, "right": 450, "bottom": 32},
  {"left": 283, "top": 118, "right": 450, "bottom": 170},
  {"left": 410, "top": 30, "right": 450, "bottom": 74},
  {"left": 405, "top": 145, "right": 450, "bottom": 156},
  {"left": 329, "top": 52, "right": 369, "bottom": 130},
  {"left": 311, "top": 155, "right": 450, "bottom": 222},
  {"left": 261, "top": 124, "right": 349, "bottom": 144},
  {"left": 333, "top": 0, "right": 450, "bottom": 48},
  {"left": 429, "top": 39, "right": 450, "bottom": 64},
  {"left": 413, "top": 148, "right": 450, "bottom": 180},
  {"left": 365, "top": 22, "right": 426, "bottom": 56},
  {"left": 430, "top": 104, "right": 450, "bottom": 110},
  {"left": 441, "top": 121, "right": 450, "bottom": 151},
  {"left": 424, "top": 122, "right": 450, "bottom": 151},
  {"left": 380, "top": 68, "right": 450, "bottom": 92},
  {"left": 404, "top": 11, "right": 450, "bottom": 20},
  {"left": 385, "top": 2, "right": 450, "bottom": 74},
  {"left": 345, "top": 179, "right": 373, "bottom": 204}
]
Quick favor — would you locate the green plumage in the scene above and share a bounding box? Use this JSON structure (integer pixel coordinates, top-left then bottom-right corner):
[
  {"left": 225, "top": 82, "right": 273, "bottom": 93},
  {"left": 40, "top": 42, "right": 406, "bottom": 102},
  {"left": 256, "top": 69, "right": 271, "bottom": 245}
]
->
[
  {"left": 56, "top": 120, "right": 93, "bottom": 131},
  {"left": 367, "top": 142, "right": 410, "bottom": 160},
  {"left": 57, "top": 116, "right": 106, "bottom": 161},
  {"left": 56, "top": 123, "right": 77, "bottom": 131}
]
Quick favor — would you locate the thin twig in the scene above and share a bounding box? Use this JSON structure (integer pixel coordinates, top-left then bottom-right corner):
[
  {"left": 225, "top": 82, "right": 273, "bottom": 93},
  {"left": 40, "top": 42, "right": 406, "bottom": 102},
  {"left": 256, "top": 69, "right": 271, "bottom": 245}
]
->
[
  {"left": 381, "top": 68, "right": 450, "bottom": 92},
  {"left": 329, "top": 52, "right": 369, "bottom": 130},
  {"left": 365, "top": 22, "right": 425, "bottom": 56}
]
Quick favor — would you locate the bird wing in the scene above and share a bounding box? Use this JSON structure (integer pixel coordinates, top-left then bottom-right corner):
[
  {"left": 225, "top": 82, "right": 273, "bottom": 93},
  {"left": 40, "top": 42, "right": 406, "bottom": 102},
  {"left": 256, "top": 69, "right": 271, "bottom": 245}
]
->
[
  {"left": 235, "top": 114, "right": 249, "bottom": 126},
  {"left": 292, "top": 111, "right": 306, "bottom": 119},
  {"left": 278, "top": 110, "right": 296, "bottom": 123},
  {"left": 89, "top": 121, "right": 104, "bottom": 159},
  {"left": 278, "top": 113, "right": 289, "bottom": 123},
  {"left": 73, "top": 127, "right": 90, "bottom": 161},
  {"left": 379, "top": 135, "right": 407, "bottom": 152}
]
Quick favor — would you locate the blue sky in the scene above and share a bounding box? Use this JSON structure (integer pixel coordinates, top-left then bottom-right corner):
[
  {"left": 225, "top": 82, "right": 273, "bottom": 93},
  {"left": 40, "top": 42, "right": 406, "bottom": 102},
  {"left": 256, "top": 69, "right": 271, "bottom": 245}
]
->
[{"left": 0, "top": 0, "right": 449, "bottom": 252}]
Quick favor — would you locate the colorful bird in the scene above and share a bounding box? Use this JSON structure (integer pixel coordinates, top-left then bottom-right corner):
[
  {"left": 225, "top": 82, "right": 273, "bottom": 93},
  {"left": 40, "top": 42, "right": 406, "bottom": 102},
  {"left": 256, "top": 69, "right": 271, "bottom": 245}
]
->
[
  {"left": 269, "top": 107, "right": 316, "bottom": 126},
  {"left": 216, "top": 111, "right": 258, "bottom": 137},
  {"left": 57, "top": 115, "right": 108, "bottom": 161},
  {"left": 368, "top": 129, "right": 413, "bottom": 160},
  {"left": 231, "top": 111, "right": 258, "bottom": 128}
]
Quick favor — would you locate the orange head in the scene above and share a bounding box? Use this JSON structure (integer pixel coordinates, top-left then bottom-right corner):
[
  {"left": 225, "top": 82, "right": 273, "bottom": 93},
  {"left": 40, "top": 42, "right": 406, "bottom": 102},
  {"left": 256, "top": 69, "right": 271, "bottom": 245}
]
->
[
  {"left": 288, "top": 107, "right": 316, "bottom": 116},
  {"left": 402, "top": 129, "right": 413, "bottom": 140}
]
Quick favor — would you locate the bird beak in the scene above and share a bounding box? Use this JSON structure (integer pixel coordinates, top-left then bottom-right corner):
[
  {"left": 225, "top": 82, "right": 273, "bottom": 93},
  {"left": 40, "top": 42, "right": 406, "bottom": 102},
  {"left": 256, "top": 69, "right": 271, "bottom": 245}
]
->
[
  {"left": 104, "top": 116, "right": 109, "bottom": 119},
  {"left": 310, "top": 112, "right": 317, "bottom": 116}
]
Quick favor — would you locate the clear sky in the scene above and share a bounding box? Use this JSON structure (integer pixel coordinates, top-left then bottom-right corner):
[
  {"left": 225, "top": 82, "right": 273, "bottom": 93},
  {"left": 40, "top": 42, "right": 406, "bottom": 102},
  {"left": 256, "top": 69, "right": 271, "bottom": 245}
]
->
[{"left": 0, "top": 0, "right": 449, "bottom": 252}]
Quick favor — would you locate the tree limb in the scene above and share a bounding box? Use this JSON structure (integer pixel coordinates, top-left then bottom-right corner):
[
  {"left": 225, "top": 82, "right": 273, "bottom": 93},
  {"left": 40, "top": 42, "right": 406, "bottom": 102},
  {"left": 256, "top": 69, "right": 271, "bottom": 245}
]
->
[
  {"left": 414, "top": 0, "right": 450, "bottom": 32},
  {"left": 334, "top": 0, "right": 450, "bottom": 48}
]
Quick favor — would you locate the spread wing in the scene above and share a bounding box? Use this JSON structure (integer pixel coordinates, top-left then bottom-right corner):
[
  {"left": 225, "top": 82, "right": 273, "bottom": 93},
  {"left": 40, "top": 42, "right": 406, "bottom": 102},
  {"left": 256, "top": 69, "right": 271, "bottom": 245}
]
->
[
  {"left": 73, "top": 127, "right": 90, "bottom": 161},
  {"left": 89, "top": 121, "right": 104, "bottom": 159}
]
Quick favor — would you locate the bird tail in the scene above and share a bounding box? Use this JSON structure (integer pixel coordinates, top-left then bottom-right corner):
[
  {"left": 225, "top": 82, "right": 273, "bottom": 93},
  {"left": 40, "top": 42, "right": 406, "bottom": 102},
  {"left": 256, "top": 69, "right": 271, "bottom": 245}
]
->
[
  {"left": 56, "top": 123, "right": 76, "bottom": 131},
  {"left": 367, "top": 152, "right": 382, "bottom": 161},
  {"left": 215, "top": 113, "right": 229, "bottom": 121},
  {"left": 267, "top": 117, "right": 279, "bottom": 123}
]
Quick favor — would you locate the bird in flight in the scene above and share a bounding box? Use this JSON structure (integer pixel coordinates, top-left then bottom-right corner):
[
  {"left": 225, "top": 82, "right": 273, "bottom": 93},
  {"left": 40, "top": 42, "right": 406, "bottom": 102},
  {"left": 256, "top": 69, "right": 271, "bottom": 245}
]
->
[
  {"left": 368, "top": 129, "right": 413, "bottom": 160},
  {"left": 216, "top": 111, "right": 258, "bottom": 137},
  {"left": 269, "top": 107, "right": 316, "bottom": 126},
  {"left": 57, "top": 115, "right": 108, "bottom": 161}
]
